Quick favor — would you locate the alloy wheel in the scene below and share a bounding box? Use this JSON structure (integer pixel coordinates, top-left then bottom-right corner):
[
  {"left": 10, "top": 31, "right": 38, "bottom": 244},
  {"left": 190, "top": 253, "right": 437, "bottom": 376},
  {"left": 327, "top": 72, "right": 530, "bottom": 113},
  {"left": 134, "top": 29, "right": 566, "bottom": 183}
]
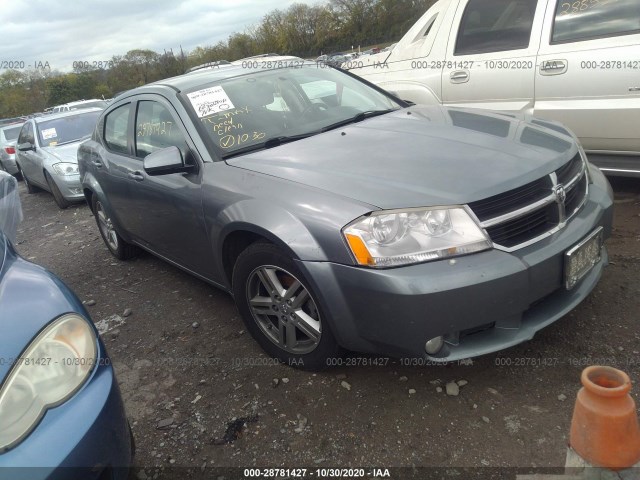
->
[
  {"left": 246, "top": 266, "right": 321, "bottom": 354},
  {"left": 96, "top": 201, "right": 119, "bottom": 251}
]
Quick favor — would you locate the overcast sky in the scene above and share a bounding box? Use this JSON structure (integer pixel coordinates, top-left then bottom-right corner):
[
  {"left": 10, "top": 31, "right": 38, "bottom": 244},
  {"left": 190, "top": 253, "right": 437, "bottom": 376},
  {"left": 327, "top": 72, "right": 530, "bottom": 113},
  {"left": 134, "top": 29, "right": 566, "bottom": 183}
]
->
[{"left": 0, "top": 0, "right": 317, "bottom": 73}]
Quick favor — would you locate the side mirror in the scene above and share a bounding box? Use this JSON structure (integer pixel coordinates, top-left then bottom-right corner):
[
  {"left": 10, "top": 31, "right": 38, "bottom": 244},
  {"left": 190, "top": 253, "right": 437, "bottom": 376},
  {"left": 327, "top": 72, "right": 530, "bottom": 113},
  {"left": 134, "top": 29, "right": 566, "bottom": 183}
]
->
[
  {"left": 17, "top": 142, "right": 35, "bottom": 152},
  {"left": 143, "top": 146, "right": 189, "bottom": 176}
]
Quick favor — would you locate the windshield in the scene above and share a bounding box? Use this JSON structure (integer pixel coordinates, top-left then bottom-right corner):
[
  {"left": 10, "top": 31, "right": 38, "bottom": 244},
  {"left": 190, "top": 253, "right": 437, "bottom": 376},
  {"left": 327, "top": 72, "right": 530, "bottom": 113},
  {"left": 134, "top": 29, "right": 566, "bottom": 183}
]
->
[
  {"left": 36, "top": 110, "right": 101, "bottom": 147},
  {"left": 2, "top": 125, "right": 23, "bottom": 141},
  {"left": 182, "top": 65, "right": 401, "bottom": 158}
]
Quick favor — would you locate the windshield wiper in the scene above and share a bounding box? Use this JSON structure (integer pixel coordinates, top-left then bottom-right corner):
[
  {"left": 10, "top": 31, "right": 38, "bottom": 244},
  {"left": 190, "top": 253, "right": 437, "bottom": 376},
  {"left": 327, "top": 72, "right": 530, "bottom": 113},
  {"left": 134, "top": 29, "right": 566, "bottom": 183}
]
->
[
  {"left": 222, "top": 133, "right": 316, "bottom": 159},
  {"left": 320, "top": 109, "right": 397, "bottom": 133}
]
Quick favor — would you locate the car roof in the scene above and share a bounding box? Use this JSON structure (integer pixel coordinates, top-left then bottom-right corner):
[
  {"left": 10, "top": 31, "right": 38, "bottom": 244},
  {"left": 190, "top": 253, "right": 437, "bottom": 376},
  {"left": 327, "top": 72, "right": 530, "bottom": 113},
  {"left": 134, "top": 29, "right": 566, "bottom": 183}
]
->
[
  {"left": 131, "top": 56, "right": 309, "bottom": 94},
  {"left": 33, "top": 107, "right": 103, "bottom": 123}
]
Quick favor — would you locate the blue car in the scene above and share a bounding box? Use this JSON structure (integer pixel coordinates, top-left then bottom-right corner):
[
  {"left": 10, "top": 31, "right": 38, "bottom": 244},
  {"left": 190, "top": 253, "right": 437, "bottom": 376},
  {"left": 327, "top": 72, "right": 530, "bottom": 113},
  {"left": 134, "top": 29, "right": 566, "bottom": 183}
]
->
[{"left": 0, "top": 173, "right": 132, "bottom": 479}]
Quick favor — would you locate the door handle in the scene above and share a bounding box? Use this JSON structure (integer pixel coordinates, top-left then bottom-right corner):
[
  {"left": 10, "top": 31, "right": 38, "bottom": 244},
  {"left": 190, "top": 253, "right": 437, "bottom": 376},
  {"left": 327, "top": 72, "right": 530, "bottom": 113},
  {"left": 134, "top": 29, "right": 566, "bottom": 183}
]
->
[
  {"left": 128, "top": 172, "right": 144, "bottom": 181},
  {"left": 450, "top": 70, "right": 469, "bottom": 84},
  {"left": 91, "top": 159, "right": 103, "bottom": 168},
  {"left": 540, "top": 59, "right": 567, "bottom": 75}
]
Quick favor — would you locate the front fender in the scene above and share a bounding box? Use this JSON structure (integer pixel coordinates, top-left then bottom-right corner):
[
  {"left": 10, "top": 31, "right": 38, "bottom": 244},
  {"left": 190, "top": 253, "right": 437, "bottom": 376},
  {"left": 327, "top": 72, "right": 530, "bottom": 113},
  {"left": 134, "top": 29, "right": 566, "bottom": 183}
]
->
[{"left": 216, "top": 199, "right": 327, "bottom": 262}]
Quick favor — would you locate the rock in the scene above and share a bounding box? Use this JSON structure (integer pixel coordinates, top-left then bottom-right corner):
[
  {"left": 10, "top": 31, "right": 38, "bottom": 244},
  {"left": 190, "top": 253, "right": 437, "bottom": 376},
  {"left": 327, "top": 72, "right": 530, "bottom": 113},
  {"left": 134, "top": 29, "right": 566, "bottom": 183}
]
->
[
  {"left": 110, "top": 329, "right": 120, "bottom": 340},
  {"left": 272, "top": 378, "right": 280, "bottom": 388},
  {"left": 436, "top": 387, "right": 443, "bottom": 393},
  {"left": 482, "top": 416, "right": 490, "bottom": 424},
  {"left": 473, "top": 404, "right": 478, "bottom": 409},
  {"left": 445, "top": 382, "right": 460, "bottom": 396},
  {"left": 192, "top": 322, "right": 200, "bottom": 329},
  {"left": 457, "top": 379, "right": 468, "bottom": 387},
  {"left": 408, "top": 389, "right": 416, "bottom": 395},
  {"left": 336, "top": 374, "right": 347, "bottom": 380},
  {"left": 281, "top": 377, "right": 290, "bottom": 384},
  {"left": 83, "top": 299, "right": 96, "bottom": 306},
  {"left": 122, "top": 308, "right": 132, "bottom": 317},
  {"left": 157, "top": 417, "right": 174, "bottom": 429},
  {"left": 341, "top": 381, "right": 352, "bottom": 391},
  {"left": 558, "top": 394, "right": 567, "bottom": 402},
  {"left": 399, "top": 376, "right": 408, "bottom": 382},
  {"left": 429, "top": 379, "right": 441, "bottom": 385},
  {"left": 487, "top": 387, "right": 499, "bottom": 395},
  {"left": 191, "top": 395, "right": 202, "bottom": 404}
]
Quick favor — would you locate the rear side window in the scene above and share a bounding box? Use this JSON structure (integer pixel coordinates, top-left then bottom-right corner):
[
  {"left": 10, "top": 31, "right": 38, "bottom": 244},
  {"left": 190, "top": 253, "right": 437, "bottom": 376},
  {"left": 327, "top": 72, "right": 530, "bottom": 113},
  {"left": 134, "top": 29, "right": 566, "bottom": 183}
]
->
[
  {"left": 104, "top": 104, "right": 131, "bottom": 154},
  {"left": 552, "top": 0, "right": 640, "bottom": 43},
  {"left": 135, "top": 101, "right": 187, "bottom": 158},
  {"left": 455, "top": 0, "right": 538, "bottom": 55}
]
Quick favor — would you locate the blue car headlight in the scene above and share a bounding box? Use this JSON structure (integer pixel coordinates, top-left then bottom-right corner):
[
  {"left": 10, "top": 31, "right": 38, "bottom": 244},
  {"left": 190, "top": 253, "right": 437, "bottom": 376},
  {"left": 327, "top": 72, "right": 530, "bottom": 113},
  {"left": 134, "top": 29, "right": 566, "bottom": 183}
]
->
[{"left": 0, "top": 314, "right": 97, "bottom": 452}]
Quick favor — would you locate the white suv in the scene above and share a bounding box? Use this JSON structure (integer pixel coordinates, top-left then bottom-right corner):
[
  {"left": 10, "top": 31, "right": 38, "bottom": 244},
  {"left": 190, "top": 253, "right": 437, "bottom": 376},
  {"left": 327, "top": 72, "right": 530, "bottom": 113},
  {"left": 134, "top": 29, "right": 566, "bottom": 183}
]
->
[{"left": 347, "top": 0, "right": 640, "bottom": 176}]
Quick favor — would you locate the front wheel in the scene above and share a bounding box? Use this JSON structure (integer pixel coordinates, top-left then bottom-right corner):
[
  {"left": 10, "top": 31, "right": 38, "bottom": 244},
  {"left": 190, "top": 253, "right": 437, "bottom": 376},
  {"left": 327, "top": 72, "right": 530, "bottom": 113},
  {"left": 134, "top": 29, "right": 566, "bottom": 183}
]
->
[
  {"left": 92, "top": 197, "right": 138, "bottom": 260},
  {"left": 18, "top": 165, "right": 37, "bottom": 193},
  {"left": 232, "top": 242, "right": 342, "bottom": 371},
  {"left": 45, "top": 171, "right": 70, "bottom": 209}
]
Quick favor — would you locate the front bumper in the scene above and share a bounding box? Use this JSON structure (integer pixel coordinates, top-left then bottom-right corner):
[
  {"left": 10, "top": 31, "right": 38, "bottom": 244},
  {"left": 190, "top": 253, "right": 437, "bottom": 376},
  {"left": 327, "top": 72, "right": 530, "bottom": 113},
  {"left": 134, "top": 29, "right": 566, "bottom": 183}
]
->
[
  {"left": 298, "top": 167, "right": 614, "bottom": 361},
  {"left": 51, "top": 173, "right": 84, "bottom": 201},
  {"left": 0, "top": 358, "right": 132, "bottom": 480}
]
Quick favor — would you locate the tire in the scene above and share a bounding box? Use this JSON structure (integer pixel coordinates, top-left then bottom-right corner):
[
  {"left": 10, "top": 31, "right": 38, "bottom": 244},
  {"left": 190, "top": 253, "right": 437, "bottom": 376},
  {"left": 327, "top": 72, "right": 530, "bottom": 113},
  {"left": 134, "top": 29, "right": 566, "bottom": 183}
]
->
[
  {"left": 44, "top": 171, "right": 70, "bottom": 209},
  {"left": 17, "top": 164, "right": 37, "bottom": 193},
  {"left": 92, "top": 196, "right": 138, "bottom": 260},
  {"left": 232, "top": 241, "right": 342, "bottom": 371}
]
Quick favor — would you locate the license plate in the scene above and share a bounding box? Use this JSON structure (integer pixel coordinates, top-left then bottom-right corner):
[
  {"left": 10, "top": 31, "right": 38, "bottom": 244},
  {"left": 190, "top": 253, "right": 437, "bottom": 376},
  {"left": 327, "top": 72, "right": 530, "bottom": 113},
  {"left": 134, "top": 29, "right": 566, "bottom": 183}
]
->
[{"left": 564, "top": 227, "right": 603, "bottom": 290}]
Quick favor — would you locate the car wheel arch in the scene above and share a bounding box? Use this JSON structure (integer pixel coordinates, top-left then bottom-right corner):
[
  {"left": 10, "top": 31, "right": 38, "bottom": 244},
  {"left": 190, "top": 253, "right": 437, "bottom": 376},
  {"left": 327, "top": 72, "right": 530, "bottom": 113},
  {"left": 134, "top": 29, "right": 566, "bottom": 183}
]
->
[{"left": 220, "top": 226, "right": 301, "bottom": 288}]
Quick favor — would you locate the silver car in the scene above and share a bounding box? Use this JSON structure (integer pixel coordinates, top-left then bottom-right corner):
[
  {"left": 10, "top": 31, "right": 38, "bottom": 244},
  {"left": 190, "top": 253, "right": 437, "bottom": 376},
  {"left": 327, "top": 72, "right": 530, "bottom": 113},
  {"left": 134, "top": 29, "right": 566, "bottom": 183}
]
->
[
  {"left": 15, "top": 109, "right": 102, "bottom": 209},
  {"left": 0, "top": 123, "right": 24, "bottom": 176}
]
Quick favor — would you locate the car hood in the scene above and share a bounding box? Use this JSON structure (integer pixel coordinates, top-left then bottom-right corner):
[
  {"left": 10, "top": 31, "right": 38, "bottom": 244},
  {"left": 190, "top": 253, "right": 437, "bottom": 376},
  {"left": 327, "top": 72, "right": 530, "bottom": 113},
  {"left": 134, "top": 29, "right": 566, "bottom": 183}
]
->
[
  {"left": 41, "top": 142, "right": 82, "bottom": 164},
  {"left": 228, "top": 106, "right": 577, "bottom": 209},
  {"left": 0, "top": 233, "right": 92, "bottom": 381}
]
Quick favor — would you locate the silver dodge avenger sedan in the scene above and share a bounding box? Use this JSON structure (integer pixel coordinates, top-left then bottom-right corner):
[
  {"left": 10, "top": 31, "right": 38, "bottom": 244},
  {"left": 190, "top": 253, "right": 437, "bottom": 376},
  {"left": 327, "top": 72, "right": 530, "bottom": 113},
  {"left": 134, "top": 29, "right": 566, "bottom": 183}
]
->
[{"left": 78, "top": 61, "right": 613, "bottom": 370}]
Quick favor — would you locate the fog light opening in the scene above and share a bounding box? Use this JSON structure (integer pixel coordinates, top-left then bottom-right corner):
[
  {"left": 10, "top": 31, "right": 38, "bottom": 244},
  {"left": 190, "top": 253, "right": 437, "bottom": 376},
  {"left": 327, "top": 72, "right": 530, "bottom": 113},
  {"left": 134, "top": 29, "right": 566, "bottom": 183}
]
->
[{"left": 425, "top": 336, "right": 444, "bottom": 355}]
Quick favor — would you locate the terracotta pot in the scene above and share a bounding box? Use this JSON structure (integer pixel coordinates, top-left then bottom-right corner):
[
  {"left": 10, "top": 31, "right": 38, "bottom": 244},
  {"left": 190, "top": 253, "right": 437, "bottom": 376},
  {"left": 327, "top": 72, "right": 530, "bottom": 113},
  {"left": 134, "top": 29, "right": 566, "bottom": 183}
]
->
[{"left": 569, "top": 365, "right": 640, "bottom": 470}]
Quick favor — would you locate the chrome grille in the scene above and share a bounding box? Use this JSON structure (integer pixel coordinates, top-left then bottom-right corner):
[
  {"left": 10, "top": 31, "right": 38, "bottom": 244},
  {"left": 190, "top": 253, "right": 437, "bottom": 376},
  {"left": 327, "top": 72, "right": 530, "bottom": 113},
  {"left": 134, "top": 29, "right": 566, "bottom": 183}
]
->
[{"left": 469, "top": 153, "right": 589, "bottom": 251}]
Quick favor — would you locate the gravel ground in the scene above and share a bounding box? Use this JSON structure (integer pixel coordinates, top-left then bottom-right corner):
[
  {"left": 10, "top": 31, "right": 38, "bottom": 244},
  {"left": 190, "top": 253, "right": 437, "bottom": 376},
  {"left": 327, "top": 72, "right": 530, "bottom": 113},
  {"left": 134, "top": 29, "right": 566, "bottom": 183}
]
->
[{"left": 13, "top": 176, "right": 640, "bottom": 479}]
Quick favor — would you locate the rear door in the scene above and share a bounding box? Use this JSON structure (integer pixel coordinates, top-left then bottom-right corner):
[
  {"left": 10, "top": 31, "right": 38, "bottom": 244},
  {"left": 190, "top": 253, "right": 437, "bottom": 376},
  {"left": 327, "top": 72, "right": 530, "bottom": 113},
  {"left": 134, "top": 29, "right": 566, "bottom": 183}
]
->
[
  {"left": 535, "top": 0, "right": 640, "bottom": 157},
  {"left": 97, "top": 102, "right": 140, "bottom": 233},
  {"left": 442, "top": 0, "right": 545, "bottom": 113}
]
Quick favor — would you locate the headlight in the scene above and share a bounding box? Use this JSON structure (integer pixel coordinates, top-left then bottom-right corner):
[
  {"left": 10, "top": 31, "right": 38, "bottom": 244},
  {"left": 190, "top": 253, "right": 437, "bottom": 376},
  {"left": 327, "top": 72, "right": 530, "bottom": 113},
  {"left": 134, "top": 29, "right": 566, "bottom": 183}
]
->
[
  {"left": 51, "top": 162, "right": 79, "bottom": 176},
  {"left": 343, "top": 207, "right": 492, "bottom": 267},
  {"left": 0, "top": 314, "right": 97, "bottom": 452}
]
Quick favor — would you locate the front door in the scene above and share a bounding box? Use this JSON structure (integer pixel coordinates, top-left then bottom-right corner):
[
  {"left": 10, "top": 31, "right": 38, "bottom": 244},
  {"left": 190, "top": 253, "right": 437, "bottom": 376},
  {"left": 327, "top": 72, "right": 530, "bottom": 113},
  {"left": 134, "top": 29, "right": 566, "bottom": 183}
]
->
[{"left": 125, "top": 96, "right": 214, "bottom": 277}]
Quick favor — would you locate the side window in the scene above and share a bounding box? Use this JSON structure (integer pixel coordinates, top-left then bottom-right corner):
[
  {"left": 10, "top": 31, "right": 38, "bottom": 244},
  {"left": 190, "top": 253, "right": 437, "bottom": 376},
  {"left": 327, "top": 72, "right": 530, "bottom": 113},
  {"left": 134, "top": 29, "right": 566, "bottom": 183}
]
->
[
  {"left": 552, "top": 0, "right": 640, "bottom": 43},
  {"left": 455, "top": 0, "right": 538, "bottom": 55},
  {"left": 135, "top": 101, "right": 187, "bottom": 158},
  {"left": 104, "top": 104, "right": 131, "bottom": 154},
  {"left": 18, "top": 123, "right": 34, "bottom": 145}
]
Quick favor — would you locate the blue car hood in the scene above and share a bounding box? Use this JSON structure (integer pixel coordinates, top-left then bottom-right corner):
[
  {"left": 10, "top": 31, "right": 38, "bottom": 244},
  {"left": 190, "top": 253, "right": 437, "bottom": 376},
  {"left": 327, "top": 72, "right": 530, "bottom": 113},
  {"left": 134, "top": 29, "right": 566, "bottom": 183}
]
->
[
  {"left": 0, "top": 234, "right": 89, "bottom": 382},
  {"left": 229, "top": 106, "right": 577, "bottom": 209}
]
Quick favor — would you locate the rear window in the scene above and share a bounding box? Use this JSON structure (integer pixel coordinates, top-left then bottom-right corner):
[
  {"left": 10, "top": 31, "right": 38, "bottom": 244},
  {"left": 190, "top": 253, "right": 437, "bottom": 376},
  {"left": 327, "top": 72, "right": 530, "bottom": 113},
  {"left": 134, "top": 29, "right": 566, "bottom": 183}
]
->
[
  {"left": 2, "top": 125, "right": 23, "bottom": 141},
  {"left": 552, "top": 0, "right": 640, "bottom": 43},
  {"left": 455, "top": 0, "right": 538, "bottom": 55}
]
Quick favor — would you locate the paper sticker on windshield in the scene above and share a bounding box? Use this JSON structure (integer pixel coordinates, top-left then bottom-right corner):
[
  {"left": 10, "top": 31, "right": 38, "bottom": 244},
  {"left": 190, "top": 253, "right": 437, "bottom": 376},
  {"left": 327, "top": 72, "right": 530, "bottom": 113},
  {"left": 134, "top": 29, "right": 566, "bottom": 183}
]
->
[
  {"left": 187, "top": 86, "right": 235, "bottom": 118},
  {"left": 41, "top": 128, "right": 58, "bottom": 140}
]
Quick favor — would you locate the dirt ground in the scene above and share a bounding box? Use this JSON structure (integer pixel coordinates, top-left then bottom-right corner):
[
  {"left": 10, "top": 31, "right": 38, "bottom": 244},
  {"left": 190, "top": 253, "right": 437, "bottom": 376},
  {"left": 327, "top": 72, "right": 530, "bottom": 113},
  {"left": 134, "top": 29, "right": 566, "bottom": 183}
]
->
[{"left": 13, "top": 176, "right": 640, "bottom": 478}]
